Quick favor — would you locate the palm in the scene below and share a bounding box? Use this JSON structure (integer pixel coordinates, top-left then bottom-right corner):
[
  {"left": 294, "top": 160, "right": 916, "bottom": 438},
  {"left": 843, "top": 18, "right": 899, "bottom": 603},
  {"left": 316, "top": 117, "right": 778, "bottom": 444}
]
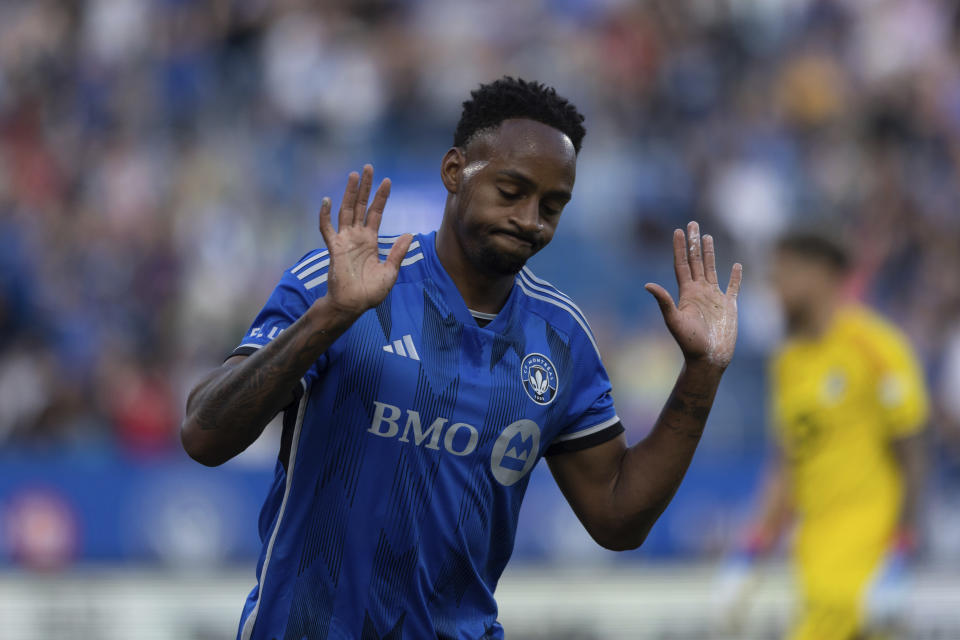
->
[
  {"left": 317, "top": 166, "right": 412, "bottom": 318},
  {"left": 645, "top": 222, "right": 742, "bottom": 368}
]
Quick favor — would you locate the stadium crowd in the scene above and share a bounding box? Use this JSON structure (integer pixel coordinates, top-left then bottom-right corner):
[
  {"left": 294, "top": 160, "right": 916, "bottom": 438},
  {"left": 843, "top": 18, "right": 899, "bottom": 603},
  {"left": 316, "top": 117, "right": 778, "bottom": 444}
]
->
[{"left": 0, "top": 0, "right": 959, "bottom": 473}]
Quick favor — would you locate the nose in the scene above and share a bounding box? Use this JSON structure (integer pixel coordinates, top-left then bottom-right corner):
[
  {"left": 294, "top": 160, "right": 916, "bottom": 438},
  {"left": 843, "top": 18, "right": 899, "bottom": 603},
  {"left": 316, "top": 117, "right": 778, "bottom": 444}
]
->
[{"left": 511, "top": 197, "right": 541, "bottom": 234}]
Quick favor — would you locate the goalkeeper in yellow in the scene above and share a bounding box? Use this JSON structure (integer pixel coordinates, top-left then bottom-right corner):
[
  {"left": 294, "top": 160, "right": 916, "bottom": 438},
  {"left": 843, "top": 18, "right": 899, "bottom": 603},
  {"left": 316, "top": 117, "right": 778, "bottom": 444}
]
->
[{"left": 747, "top": 232, "right": 929, "bottom": 640}]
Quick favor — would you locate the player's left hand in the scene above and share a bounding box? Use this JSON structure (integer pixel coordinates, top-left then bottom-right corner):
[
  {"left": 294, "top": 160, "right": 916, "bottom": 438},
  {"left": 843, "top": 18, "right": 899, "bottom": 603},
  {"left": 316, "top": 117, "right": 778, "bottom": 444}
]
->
[{"left": 645, "top": 221, "right": 742, "bottom": 369}]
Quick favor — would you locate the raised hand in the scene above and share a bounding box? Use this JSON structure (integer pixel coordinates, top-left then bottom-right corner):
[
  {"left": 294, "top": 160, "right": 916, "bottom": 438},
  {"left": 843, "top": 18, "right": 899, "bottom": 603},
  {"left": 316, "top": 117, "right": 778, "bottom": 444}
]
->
[
  {"left": 316, "top": 165, "right": 413, "bottom": 319},
  {"left": 644, "top": 221, "right": 742, "bottom": 369}
]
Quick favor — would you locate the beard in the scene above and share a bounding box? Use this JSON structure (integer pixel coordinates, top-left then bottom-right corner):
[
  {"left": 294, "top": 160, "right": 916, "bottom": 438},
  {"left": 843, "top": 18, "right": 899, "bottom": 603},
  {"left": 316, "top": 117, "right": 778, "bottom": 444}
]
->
[
  {"left": 458, "top": 224, "right": 549, "bottom": 277},
  {"left": 470, "top": 236, "right": 530, "bottom": 275},
  {"left": 451, "top": 195, "right": 546, "bottom": 277},
  {"left": 783, "top": 303, "right": 812, "bottom": 336}
]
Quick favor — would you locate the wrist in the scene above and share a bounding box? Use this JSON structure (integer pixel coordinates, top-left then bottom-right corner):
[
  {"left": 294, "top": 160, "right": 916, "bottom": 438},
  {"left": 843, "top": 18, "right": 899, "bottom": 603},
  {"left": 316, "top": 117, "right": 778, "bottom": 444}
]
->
[
  {"left": 306, "top": 297, "right": 360, "bottom": 335},
  {"left": 682, "top": 356, "right": 727, "bottom": 381}
]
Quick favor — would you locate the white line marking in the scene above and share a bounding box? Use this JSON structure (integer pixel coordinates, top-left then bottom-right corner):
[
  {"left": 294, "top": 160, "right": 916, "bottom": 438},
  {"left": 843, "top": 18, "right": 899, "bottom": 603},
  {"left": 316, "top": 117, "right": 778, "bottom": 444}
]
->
[
  {"left": 296, "top": 257, "right": 331, "bottom": 280},
  {"left": 239, "top": 391, "right": 309, "bottom": 640},
  {"left": 552, "top": 415, "right": 621, "bottom": 442},
  {"left": 515, "top": 279, "right": 602, "bottom": 359},
  {"left": 291, "top": 250, "right": 329, "bottom": 274},
  {"left": 403, "top": 334, "right": 420, "bottom": 361},
  {"left": 303, "top": 273, "right": 329, "bottom": 290}
]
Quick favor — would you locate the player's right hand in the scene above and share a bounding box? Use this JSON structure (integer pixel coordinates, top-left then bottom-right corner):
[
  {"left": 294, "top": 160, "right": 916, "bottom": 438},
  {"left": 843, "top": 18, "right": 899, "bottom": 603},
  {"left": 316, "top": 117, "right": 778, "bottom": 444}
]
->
[{"left": 316, "top": 165, "right": 413, "bottom": 320}]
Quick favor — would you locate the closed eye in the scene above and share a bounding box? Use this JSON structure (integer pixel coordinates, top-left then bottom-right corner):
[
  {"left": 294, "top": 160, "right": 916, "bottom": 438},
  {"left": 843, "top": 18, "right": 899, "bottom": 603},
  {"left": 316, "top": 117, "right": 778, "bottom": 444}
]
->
[{"left": 498, "top": 188, "right": 522, "bottom": 201}]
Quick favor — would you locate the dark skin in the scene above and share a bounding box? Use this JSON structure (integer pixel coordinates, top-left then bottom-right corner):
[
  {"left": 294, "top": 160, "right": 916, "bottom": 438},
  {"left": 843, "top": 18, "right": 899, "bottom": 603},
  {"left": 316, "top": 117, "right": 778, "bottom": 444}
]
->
[
  {"left": 435, "top": 119, "right": 574, "bottom": 313},
  {"left": 181, "top": 117, "right": 743, "bottom": 551},
  {"left": 180, "top": 171, "right": 413, "bottom": 466}
]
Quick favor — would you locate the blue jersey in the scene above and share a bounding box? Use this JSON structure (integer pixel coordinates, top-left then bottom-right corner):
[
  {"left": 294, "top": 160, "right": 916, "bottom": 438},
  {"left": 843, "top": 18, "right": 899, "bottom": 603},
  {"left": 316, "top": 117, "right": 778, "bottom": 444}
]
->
[{"left": 232, "top": 231, "right": 621, "bottom": 640}]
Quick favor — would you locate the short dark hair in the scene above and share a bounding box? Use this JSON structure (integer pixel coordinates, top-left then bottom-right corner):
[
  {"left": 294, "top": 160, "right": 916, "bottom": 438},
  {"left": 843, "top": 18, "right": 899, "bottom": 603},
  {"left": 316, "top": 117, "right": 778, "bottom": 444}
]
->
[
  {"left": 453, "top": 76, "right": 586, "bottom": 153},
  {"left": 776, "top": 231, "right": 851, "bottom": 273}
]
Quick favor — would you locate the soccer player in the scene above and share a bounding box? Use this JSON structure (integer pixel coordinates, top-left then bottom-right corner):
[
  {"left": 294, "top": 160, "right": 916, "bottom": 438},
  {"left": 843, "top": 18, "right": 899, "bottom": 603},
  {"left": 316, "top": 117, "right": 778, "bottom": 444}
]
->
[
  {"left": 181, "top": 77, "right": 742, "bottom": 640},
  {"left": 744, "top": 232, "right": 928, "bottom": 640}
]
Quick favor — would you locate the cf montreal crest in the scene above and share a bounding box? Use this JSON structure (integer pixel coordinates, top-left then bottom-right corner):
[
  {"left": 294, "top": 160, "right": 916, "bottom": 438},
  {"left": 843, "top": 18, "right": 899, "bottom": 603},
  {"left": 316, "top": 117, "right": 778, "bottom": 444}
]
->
[{"left": 520, "top": 353, "right": 558, "bottom": 406}]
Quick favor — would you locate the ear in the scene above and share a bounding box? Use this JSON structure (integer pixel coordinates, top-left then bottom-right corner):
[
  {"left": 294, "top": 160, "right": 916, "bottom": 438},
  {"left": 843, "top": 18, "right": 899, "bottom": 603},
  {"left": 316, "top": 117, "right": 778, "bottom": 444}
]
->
[{"left": 440, "top": 147, "right": 465, "bottom": 194}]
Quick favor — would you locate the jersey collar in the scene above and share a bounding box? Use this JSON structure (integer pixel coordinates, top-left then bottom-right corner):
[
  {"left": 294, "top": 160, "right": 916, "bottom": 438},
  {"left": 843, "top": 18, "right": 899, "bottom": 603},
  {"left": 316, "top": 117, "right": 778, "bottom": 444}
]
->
[{"left": 420, "top": 230, "right": 519, "bottom": 333}]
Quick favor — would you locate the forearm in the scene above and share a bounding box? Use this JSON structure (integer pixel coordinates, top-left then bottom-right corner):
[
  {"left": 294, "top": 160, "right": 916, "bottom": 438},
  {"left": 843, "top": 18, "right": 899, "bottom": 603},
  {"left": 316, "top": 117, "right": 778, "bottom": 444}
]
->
[
  {"left": 749, "top": 462, "right": 793, "bottom": 551},
  {"left": 609, "top": 360, "right": 724, "bottom": 545},
  {"left": 181, "top": 299, "right": 354, "bottom": 465},
  {"left": 893, "top": 434, "right": 924, "bottom": 534},
  {"left": 547, "top": 222, "right": 740, "bottom": 551}
]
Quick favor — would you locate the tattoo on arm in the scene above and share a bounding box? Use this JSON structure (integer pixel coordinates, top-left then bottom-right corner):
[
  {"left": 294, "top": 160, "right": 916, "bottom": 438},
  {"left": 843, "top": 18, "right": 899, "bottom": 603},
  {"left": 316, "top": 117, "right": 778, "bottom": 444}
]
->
[
  {"left": 661, "top": 388, "right": 712, "bottom": 438},
  {"left": 193, "top": 326, "right": 335, "bottom": 433},
  {"left": 195, "top": 360, "right": 288, "bottom": 432}
]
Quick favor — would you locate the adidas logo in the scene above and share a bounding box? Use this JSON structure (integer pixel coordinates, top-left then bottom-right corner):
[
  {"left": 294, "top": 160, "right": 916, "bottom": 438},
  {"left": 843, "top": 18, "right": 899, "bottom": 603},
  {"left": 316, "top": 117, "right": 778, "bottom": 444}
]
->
[{"left": 382, "top": 334, "right": 420, "bottom": 361}]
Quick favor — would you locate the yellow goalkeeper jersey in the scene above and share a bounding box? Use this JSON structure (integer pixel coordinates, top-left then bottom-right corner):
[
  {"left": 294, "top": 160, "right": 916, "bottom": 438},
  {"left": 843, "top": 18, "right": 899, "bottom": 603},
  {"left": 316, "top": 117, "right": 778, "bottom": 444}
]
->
[{"left": 770, "top": 304, "right": 928, "bottom": 522}]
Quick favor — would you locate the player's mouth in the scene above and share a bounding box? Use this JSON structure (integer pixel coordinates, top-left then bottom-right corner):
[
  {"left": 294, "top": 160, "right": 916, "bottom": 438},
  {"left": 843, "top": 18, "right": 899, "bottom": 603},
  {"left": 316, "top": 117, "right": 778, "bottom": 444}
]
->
[{"left": 492, "top": 230, "right": 537, "bottom": 251}]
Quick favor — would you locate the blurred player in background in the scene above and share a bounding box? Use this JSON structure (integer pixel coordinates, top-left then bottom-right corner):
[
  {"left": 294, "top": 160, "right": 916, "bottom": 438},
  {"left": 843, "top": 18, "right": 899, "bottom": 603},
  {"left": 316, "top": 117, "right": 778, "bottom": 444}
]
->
[{"left": 738, "top": 232, "right": 929, "bottom": 639}]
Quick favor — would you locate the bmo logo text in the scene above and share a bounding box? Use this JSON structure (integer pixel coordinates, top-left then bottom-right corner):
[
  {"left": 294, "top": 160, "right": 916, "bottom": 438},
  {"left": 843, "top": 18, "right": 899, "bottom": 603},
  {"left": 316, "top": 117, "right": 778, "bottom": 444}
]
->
[
  {"left": 367, "top": 403, "right": 542, "bottom": 485},
  {"left": 368, "top": 402, "right": 479, "bottom": 456}
]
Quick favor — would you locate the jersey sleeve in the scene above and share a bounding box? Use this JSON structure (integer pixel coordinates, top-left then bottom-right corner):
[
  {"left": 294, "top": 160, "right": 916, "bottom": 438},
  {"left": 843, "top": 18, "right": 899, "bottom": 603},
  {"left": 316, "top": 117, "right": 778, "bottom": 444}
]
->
[
  {"left": 864, "top": 322, "right": 930, "bottom": 439},
  {"left": 545, "top": 327, "right": 622, "bottom": 456},
  {"left": 229, "top": 249, "right": 331, "bottom": 390}
]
